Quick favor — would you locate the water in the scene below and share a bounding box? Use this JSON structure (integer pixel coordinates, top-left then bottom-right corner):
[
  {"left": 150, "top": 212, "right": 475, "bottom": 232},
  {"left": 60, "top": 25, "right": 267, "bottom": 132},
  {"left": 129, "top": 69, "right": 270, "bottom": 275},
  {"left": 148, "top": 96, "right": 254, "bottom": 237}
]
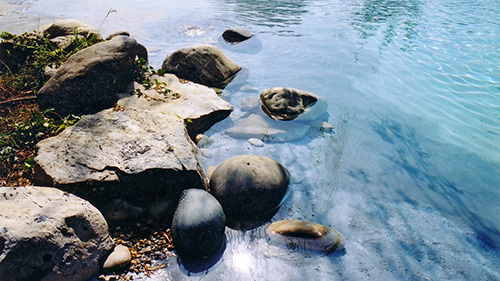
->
[{"left": 1, "top": 0, "right": 500, "bottom": 280}]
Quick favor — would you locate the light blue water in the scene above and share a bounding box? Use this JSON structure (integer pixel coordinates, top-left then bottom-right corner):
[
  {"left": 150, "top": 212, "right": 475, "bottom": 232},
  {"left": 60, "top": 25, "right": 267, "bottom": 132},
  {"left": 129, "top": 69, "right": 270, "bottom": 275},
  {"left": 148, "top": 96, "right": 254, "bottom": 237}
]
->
[{"left": 2, "top": 0, "right": 500, "bottom": 280}]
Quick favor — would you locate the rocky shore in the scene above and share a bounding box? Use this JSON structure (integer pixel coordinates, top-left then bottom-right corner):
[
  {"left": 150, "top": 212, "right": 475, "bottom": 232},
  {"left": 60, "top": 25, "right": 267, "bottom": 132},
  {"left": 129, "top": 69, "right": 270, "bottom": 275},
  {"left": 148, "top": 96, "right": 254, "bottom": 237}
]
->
[{"left": 0, "top": 19, "right": 342, "bottom": 281}]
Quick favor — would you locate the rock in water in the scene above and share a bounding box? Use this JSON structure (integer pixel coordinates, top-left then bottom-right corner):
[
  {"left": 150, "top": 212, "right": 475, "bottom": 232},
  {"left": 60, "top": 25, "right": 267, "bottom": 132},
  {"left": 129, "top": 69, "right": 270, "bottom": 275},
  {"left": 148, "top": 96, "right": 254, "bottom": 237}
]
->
[
  {"left": 37, "top": 35, "right": 138, "bottom": 116},
  {"left": 172, "top": 189, "right": 226, "bottom": 261},
  {"left": 101, "top": 245, "right": 132, "bottom": 272},
  {"left": 0, "top": 186, "right": 113, "bottom": 281},
  {"left": 34, "top": 109, "right": 207, "bottom": 226},
  {"left": 222, "top": 27, "right": 253, "bottom": 44},
  {"left": 260, "top": 87, "right": 328, "bottom": 121},
  {"left": 209, "top": 155, "right": 290, "bottom": 230},
  {"left": 161, "top": 44, "right": 241, "bottom": 89},
  {"left": 265, "top": 220, "right": 345, "bottom": 253}
]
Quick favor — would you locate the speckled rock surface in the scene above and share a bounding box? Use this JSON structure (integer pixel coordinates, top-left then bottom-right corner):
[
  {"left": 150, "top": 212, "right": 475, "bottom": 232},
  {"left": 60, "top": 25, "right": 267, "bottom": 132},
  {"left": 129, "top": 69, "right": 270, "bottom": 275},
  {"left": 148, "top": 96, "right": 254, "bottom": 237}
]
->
[{"left": 0, "top": 186, "right": 113, "bottom": 281}]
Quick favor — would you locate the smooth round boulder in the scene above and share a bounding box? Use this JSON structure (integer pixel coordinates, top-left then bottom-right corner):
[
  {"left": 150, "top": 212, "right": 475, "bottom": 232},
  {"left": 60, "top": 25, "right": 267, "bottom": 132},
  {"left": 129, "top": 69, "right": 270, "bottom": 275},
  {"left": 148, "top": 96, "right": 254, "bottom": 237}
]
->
[
  {"left": 260, "top": 87, "right": 327, "bottom": 121},
  {"left": 222, "top": 27, "right": 253, "bottom": 44},
  {"left": 209, "top": 155, "right": 290, "bottom": 230},
  {"left": 171, "top": 189, "right": 226, "bottom": 261},
  {"left": 265, "top": 220, "right": 345, "bottom": 253},
  {"left": 101, "top": 245, "right": 132, "bottom": 272}
]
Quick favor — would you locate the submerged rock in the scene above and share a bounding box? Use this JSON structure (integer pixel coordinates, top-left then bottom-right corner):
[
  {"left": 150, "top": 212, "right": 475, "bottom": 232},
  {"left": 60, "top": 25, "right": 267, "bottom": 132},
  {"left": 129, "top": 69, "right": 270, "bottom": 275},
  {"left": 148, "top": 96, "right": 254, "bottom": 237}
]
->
[
  {"left": 265, "top": 220, "right": 345, "bottom": 253},
  {"left": 34, "top": 109, "right": 207, "bottom": 225},
  {"left": 260, "top": 87, "right": 328, "bottom": 121},
  {"left": 161, "top": 44, "right": 241, "bottom": 89},
  {"left": 37, "top": 35, "right": 138, "bottom": 116},
  {"left": 222, "top": 27, "right": 253, "bottom": 44},
  {"left": 172, "top": 189, "right": 226, "bottom": 261},
  {"left": 0, "top": 186, "right": 113, "bottom": 281},
  {"left": 209, "top": 155, "right": 290, "bottom": 230}
]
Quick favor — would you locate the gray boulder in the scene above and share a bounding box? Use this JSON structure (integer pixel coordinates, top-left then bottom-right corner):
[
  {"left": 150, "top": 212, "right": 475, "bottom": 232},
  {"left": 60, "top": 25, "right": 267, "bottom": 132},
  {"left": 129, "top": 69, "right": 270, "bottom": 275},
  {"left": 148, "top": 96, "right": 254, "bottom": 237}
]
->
[
  {"left": 222, "top": 27, "right": 252, "bottom": 44},
  {"left": 34, "top": 109, "right": 207, "bottom": 225},
  {"left": 161, "top": 44, "right": 241, "bottom": 89},
  {"left": 117, "top": 74, "right": 233, "bottom": 139},
  {"left": 260, "top": 87, "right": 328, "bottom": 121},
  {"left": 172, "top": 189, "right": 226, "bottom": 261},
  {"left": 209, "top": 155, "right": 290, "bottom": 230},
  {"left": 37, "top": 35, "right": 138, "bottom": 116},
  {"left": 43, "top": 19, "right": 103, "bottom": 49},
  {"left": 0, "top": 186, "right": 113, "bottom": 281}
]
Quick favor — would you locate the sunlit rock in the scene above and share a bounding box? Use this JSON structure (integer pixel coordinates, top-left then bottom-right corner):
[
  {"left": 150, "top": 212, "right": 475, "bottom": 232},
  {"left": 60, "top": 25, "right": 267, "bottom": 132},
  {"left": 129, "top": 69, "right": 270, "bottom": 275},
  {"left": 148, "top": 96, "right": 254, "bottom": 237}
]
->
[
  {"left": 101, "top": 245, "right": 131, "bottom": 273},
  {"left": 260, "top": 87, "right": 328, "bottom": 121},
  {"left": 34, "top": 109, "right": 207, "bottom": 226},
  {"left": 209, "top": 155, "right": 290, "bottom": 230},
  {"left": 222, "top": 27, "right": 253, "bottom": 44},
  {"left": 43, "top": 19, "right": 103, "bottom": 48},
  {"left": 161, "top": 44, "right": 241, "bottom": 89},
  {"left": 172, "top": 189, "right": 226, "bottom": 261},
  {"left": 0, "top": 186, "right": 113, "bottom": 281},
  {"left": 265, "top": 220, "right": 345, "bottom": 253},
  {"left": 116, "top": 74, "right": 233, "bottom": 139},
  {"left": 37, "top": 36, "right": 138, "bottom": 116}
]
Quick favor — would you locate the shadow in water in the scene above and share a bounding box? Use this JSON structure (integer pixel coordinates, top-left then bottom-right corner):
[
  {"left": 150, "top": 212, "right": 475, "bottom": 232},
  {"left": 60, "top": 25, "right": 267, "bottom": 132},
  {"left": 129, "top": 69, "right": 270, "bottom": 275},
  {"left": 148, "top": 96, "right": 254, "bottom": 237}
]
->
[
  {"left": 177, "top": 236, "right": 227, "bottom": 274},
  {"left": 364, "top": 115, "right": 500, "bottom": 251}
]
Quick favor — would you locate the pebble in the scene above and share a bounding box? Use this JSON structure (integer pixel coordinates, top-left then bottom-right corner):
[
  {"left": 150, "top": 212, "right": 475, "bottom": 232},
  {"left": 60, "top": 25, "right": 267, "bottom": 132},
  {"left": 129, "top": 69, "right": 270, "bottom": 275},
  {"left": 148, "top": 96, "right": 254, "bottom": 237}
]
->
[
  {"left": 102, "top": 245, "right": 132, "bottom": 272},
  {"left": 200, "top": 148, "right": 212, "bottom": 158},
  {"left": 248, "top": 138, "right": 264, "bottom": 147}
]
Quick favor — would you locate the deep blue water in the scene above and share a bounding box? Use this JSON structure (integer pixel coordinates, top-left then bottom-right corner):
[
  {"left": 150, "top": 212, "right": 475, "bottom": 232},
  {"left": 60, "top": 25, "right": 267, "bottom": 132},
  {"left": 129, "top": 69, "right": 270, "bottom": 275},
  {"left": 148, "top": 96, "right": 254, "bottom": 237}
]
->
[{"left": 1, "top": 0, "right": 500, "bottom": 280}]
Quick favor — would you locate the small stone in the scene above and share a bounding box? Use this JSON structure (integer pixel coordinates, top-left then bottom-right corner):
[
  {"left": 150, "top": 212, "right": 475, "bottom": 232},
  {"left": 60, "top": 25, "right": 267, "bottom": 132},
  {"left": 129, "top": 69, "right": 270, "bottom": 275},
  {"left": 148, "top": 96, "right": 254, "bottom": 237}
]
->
[
  {"left": 199, "top": 148, "right": 212, "bottom": 158},
  {"left": 102, "top": 245, "right": 132, "bottom": 272},
  {"left": 248, "top": 138, "right": 264, "bottom": 147}
]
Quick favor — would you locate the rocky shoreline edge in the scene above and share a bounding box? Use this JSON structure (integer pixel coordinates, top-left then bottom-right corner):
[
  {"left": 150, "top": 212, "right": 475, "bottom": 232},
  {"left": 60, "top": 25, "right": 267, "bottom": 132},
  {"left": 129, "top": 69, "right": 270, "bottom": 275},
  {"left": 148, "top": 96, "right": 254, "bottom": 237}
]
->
[{"left": 0, "top": 19, "right": 343, "bottom": 281}]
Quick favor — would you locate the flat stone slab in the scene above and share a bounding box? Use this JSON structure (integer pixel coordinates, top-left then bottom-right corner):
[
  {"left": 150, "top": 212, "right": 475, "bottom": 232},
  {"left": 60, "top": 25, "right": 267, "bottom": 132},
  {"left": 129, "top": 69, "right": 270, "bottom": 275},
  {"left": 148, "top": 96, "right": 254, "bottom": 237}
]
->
[
  {"left": 34, "top": 109, "right": 207, "bottom": 224},
  {"left": 117, "top": 74, "right": 233, "bottom": 138}
]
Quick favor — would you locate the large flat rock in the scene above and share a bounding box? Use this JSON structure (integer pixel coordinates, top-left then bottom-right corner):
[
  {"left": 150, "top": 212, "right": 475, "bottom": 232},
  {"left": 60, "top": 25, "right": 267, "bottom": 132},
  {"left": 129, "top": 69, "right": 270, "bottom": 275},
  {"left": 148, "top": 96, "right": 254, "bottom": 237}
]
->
[
  {"left": 117, "top": 74, "right": 233, "bottom": 139},
  {"left": 34, "top": 109, "right": 207, "bottom": 224}
]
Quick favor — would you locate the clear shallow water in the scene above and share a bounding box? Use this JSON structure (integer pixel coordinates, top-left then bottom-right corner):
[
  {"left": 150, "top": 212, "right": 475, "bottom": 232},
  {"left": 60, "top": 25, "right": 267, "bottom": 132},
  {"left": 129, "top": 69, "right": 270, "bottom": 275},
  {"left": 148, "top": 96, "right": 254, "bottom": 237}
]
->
[{"left": 2, "top": 0, "right": 500, "bottom": 280}]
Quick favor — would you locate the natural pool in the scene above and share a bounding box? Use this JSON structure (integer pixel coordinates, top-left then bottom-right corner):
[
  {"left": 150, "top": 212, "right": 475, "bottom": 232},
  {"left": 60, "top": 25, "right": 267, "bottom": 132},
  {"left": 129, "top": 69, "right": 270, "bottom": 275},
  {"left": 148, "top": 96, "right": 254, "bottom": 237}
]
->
[{"left": 1, "top": 0, "right": 499, "bottom": 280}]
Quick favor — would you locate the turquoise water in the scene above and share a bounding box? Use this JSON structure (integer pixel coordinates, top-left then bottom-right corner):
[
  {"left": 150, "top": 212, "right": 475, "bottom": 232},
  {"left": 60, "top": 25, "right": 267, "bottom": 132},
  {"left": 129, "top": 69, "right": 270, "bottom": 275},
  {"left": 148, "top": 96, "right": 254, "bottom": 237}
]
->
[{"left": 2, "top": 0, "right": 500, "bottom": 280}]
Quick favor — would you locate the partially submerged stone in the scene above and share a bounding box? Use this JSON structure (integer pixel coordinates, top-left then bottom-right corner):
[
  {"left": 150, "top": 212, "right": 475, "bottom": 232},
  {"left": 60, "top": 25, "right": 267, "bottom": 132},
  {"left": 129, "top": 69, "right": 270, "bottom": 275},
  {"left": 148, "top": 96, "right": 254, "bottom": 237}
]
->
[
  {"left": 209, "top": 155, "right": 290, "bottom": 230},
  {"left": 226, "top": 114, "right": 310, "bottom": 142},
  {"left": 37, "top": 35, "right": 138, "bottom": 116},
  {"left": 172, "top": 189, "right": 226, "bottom": 261},
  {"left": 34, "top": 109, "right": 207, "bottom": 225},
  {"left": 260, "top": 87, "right": 328, "bottom": 121},
  {"left": 0, "top": 186, "right": 113, "bottom": 281},
  {"left": 265, "top": 220, "right": 345, "bottom": 253},
  {"left": 117, "top": 74, "right": 233, "bottom": 139},
  {"left": 222, "top": 27, "right": 252, "bottom": 44},
  {"left": 161, "top": 44, "right": 241, "bottom": 89}
]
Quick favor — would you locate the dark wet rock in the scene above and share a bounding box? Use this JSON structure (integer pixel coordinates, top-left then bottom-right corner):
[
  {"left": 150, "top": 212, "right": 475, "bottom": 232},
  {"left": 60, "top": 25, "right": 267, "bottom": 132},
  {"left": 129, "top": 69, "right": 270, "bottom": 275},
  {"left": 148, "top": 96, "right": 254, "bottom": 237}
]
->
[
  {"left": 265, "top": 220, "right": 345, "bottom": 253},
  {"left": 37, "top": 35, "right": 138, "bottom": 116},
  {"left": 161, "top": 44, "right": 241, "bottom": 89},
  {"left": 222, "top": 27, "right": 253, "bottom": 44},
  {"left": 117, "top": 74, "right": 233, "bottom": 139},
  {"left": 172, "top": 189, "right": 226, "bottom": 261},
  {"left": 209, "top": 155, "right": 290, "bottom": 230},
  {"left": 0, "top": 186, "right": 113, "bottom": 281},
  {"left": 101, "top": 245, "right": 131, "bottom": 273},
  {"left": 34, "top": 109, "right": 207, "bottom": 225},
  {"left": 260, "top": 87, "right": 328, "bottom": 121}
]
